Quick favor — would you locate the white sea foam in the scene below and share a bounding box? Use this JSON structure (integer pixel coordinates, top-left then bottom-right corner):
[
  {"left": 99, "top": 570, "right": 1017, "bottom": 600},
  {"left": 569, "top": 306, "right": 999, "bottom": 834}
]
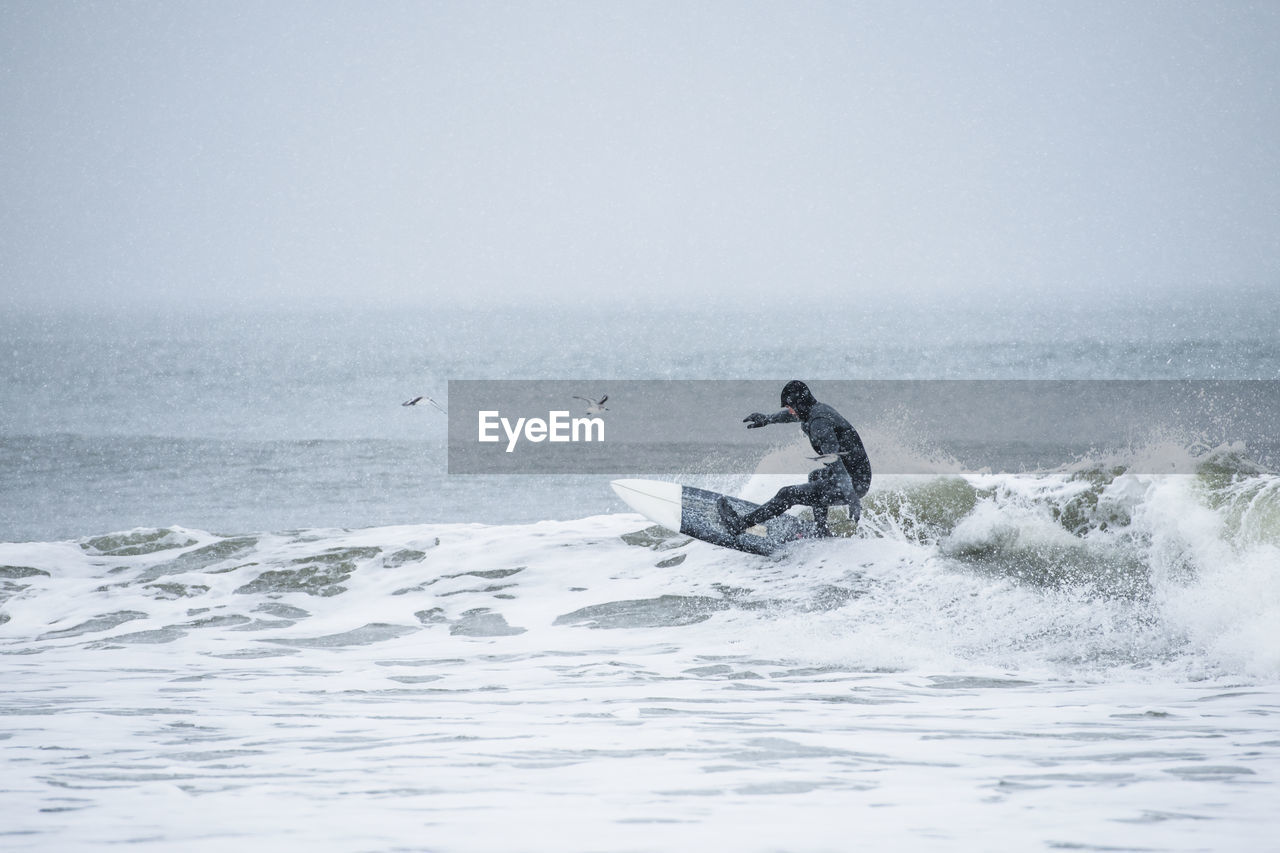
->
[{"left": 2, "top": 499, "right": 1278, "bottom": 851}]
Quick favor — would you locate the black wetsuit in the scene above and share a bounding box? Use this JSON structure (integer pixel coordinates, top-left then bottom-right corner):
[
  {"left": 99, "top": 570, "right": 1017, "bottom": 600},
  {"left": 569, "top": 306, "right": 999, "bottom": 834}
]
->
[{"left": 728, "top": 383, "right": 872, "bottom": 534}]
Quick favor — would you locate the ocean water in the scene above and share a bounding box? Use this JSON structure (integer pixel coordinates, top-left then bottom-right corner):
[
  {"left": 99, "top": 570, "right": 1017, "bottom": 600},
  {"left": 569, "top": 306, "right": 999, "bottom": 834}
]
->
[{"left": 2, "top": 298, "right": 1280, "bottom": 851}]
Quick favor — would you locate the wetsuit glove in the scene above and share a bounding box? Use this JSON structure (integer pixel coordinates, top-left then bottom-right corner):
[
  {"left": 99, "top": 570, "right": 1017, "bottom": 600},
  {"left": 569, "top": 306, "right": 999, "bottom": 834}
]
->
[{"left": 743, "top": 413, "right": 769, "bottom": 429}]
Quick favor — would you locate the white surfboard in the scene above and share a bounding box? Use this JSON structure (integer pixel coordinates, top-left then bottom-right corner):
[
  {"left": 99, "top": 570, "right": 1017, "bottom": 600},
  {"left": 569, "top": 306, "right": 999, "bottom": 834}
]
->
[
  {"left": 610, "top": 478, "right": 821, "bottom": 555},
  {"left": 610, "top": 479, "right": 682, "bottom": 532}
]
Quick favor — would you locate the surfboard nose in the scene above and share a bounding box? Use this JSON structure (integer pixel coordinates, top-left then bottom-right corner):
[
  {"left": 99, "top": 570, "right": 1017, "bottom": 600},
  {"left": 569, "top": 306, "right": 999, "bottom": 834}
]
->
[{"left": 610, "top": 479, "right": 683, "bottom": 533}]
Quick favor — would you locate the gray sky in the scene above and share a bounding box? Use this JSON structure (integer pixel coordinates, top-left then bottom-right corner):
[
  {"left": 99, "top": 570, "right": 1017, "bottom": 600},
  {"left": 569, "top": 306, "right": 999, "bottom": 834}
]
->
[{"left": 2, "top": 1, "right": 1278, "bottom": 311}]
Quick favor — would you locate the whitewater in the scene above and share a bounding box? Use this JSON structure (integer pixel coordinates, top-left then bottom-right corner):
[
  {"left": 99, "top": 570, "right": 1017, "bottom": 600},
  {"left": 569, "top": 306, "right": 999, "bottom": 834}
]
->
[
  {"left": 3, "top": 304, "right": 1279, "bottom": 851},
  {"left": 4, "top": 448, "right": 1280, "bottom": 850}
]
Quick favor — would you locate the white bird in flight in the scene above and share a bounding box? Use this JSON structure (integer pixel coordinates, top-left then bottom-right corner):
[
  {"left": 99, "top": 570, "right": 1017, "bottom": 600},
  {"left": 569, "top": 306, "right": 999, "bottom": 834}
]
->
[
  {"left": 573, "top": 394, "right": 609, "bottom": 415},
  {"left": 402, "top": 395, "right": 447, "bottom": 414}
]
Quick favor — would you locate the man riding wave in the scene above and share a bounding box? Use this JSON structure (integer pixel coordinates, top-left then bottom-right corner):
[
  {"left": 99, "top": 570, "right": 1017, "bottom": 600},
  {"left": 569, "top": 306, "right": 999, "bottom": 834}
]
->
[{"left": 717, "top": 380, "right": 871, "bottom": 538}]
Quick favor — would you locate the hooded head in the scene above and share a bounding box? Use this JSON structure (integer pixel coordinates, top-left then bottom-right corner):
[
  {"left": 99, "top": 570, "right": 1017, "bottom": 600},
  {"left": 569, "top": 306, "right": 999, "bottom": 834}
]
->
[{"left": 780, "top": 380, "right": 816, "bottom": 418}]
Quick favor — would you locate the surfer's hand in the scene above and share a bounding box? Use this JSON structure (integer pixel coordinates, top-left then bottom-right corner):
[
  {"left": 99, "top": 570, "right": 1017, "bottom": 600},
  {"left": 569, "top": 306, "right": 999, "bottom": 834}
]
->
[{"left": 744, "top": 413, "right": 768, "bottom": 429}]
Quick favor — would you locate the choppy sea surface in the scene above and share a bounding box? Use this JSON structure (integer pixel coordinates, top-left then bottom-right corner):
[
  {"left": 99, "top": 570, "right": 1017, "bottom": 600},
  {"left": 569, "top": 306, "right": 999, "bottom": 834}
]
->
[{"left": 2, "top": 299, "right": 1279, "bottom": 851}]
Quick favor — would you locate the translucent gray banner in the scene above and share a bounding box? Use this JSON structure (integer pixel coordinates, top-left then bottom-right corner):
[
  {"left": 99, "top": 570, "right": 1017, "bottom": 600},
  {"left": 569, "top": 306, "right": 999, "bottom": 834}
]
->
[{"left": 446, "top": 380, "right": 1279, "bottom": 475}]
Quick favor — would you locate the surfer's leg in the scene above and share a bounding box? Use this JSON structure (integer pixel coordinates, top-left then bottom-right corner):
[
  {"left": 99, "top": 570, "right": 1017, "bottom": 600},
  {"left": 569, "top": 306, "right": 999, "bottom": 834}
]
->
[
  {"left": 717, "top": 485, "right": 807, "bottom": 535},
  {"left": 737, "top": 484, "right": 813, "bottom": 528},
  {"left": 721, "top": 469, "right": 851, "bottom": 537},
  {"left": 811, "top": 506, "right": 831, "bottom": 536},
  {"left": 806, "top": 468, "right": 841, "bottom": 536}
]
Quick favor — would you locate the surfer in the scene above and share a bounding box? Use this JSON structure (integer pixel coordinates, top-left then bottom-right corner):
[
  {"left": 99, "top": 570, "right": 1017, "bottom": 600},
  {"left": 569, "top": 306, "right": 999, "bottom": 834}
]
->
[{"left": 718, "top": 380, "right": 871, "bottom": 537}]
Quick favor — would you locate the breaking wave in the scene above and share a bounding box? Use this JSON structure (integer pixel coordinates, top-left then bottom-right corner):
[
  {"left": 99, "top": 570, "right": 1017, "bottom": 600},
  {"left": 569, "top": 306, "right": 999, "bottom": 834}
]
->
[{"left": 2, "top": 444, "right": 1277, "bottom": 683}]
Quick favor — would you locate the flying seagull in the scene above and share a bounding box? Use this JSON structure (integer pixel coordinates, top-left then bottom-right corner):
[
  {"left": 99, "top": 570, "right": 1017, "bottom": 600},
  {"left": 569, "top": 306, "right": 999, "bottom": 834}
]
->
[
  {"left": 573, "top": 394, "right": 609, "bottom": 415},
  {"left": 402, "top": 395, "right": 447, "bottom": 414}
]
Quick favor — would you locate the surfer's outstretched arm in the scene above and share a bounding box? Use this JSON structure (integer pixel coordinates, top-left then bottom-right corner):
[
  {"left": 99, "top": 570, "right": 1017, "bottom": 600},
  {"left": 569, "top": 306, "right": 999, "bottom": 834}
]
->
[{"left": 743, "top": 409, "right": 799, "bottom": 429}]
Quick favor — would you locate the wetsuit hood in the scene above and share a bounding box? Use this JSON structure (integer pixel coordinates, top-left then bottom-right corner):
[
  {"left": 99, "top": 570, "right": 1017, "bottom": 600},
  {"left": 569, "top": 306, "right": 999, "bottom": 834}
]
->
[{"left": 780, "top": 380, "right": 817, "bottom": 418}]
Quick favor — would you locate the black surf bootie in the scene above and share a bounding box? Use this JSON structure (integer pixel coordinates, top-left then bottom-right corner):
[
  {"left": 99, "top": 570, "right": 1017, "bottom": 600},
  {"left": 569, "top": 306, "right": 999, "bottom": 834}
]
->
[{"left": 716, "top": 497, "right": 748, "bottom": 536}]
